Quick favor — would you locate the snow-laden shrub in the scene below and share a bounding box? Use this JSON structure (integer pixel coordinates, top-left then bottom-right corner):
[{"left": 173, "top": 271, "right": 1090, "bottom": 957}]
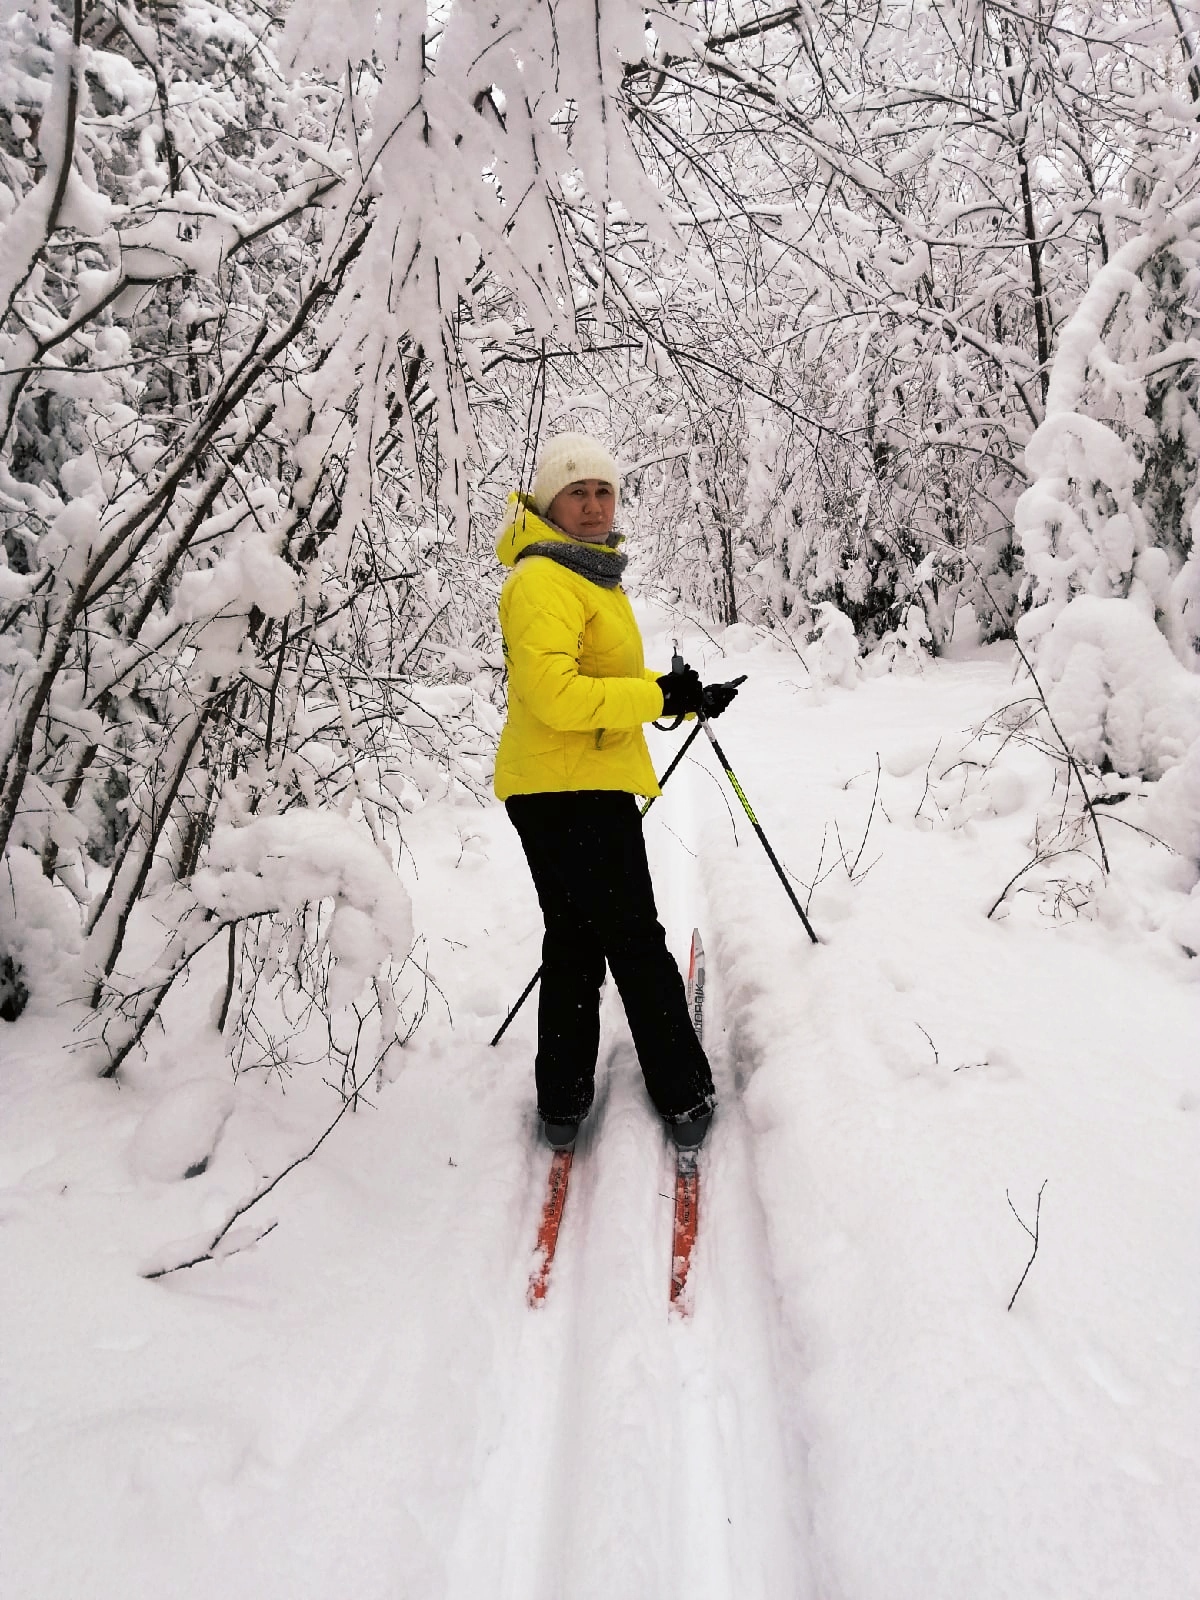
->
[
  {"left": 0, "top": 844, "right": 83, "bottom": 1020},
  {"left": 192, "top": 811, "right": 413, "bottom": 1010},
  {"left": 1145, "top": 735, "right": 1200, "bottom": 863},
  {"left": 1016, "top": 205, "right": 1200, "bottom": 668},
  {"left": 803, "top": 603, "right": 860, "bottom": 687},
  {"left": 863, "top": 603, "right": 933, "bottom": 677},
  {"left": 1143, "top": 737, "right": 1200, "bottom": 955},
  {"left": 1037, "top": 597, "right": 1200, "bottom": 779}
]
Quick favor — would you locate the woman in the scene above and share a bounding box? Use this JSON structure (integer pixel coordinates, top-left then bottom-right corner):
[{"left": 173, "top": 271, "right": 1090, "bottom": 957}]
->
[{"left": 494, "top": 432, "right": 739, "bottom": 1151}]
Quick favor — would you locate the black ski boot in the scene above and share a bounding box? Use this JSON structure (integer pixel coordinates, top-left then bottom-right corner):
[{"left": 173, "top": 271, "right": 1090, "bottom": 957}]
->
[
  {"left": 669, "top": 1107, "right": 712, "bottom": 1150},
  {"left": 541, "top": 1117, "right": 579, "bottom": 1151}
]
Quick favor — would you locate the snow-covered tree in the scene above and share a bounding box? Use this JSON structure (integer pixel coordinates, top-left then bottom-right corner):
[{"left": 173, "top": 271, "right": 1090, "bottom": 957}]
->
[
  {"left": 3, "top": 0, "right": 1198, "bottom": 1067},
  {"left": 1016, "top": 202, "right": 1200, "bottom": 667}
]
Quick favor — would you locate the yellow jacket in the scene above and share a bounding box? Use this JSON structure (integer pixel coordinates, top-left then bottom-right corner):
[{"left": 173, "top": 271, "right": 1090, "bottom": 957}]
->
[{"left": 493, "top": 498, "right": 666, "bottom": 799}]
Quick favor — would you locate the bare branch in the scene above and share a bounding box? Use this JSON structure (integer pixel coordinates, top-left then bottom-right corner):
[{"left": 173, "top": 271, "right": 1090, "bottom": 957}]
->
[{"left": 1007, "top": 1181, "right": 1048, "bottom": 1311}]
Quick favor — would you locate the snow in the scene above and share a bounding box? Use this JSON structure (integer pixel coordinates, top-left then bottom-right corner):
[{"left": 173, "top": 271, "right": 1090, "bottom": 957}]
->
[
  {"left": 2, "top": 613, "right": 1198, "bottom": 1599},
  {"left": 118, "top": 200, "right": 267, "bottom": 281},
  {"left": 130, "top": 1077, "right": 236, "bottom": 1182},
  {"left": 1036, "top": 595, "right": 1200, "bottom": 778},
  {"left": 191, "top": 810, "right": 414, "bottom": 1008},
  {"left": 0, "top": 837, "right": 82, "bottom": 1010},
  {"left": 173, "top": 504, "right": 301, "bottom": 623},
  {"left": 804, "top": 601, "right": 861, "bottom": 686}
]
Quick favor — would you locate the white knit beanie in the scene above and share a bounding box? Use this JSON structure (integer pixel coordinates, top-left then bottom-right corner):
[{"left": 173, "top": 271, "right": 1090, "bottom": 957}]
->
[{"left": 531, "top": 432, "right": 620, "bottom": 514}]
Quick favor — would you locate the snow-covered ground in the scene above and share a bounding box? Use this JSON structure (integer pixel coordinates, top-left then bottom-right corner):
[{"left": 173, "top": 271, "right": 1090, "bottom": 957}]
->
[{"left": 3, "top": 611, "right": 1197, "bottom": 1600}]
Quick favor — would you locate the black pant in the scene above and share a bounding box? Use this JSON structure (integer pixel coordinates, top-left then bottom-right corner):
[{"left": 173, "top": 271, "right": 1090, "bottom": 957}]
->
[{"left": 506, "top": 790, "right": 715, "bottom": 1124}]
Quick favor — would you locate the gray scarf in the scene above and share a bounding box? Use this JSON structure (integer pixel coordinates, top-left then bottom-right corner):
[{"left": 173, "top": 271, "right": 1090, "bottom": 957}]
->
[{"left": 517, "top": 531, "right": 628, "bottom": 589}]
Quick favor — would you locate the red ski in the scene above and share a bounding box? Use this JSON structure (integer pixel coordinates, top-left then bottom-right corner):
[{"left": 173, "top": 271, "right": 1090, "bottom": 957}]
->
[
  {"left": 527, "top": 1147, "right": 573, "bottom": 1307},
  {"left": 686, "top": 925, "right": 706, "bottom": 1042},
  {"left": 670, "top": 1148, "right": 701, "bottom": 1313},
  {"left": 670, "top": 928, "right": 707, "bottom": 1317}
]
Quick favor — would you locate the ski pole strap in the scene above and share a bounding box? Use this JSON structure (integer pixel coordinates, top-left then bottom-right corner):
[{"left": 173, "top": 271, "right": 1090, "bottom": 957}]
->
[{"left": 700, "top": 719, "right": 820, "bottom": 945}]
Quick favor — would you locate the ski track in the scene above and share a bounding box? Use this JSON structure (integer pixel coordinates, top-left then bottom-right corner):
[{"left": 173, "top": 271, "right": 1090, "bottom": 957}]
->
[{"left": 446, "top": 736, "right": 813, "bottom": 1600}]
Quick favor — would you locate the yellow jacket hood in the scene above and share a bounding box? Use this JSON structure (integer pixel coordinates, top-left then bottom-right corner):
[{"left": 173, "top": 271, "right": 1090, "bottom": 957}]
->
[{"left": 494, "top": 492, "right": 624, "bottom": 570}]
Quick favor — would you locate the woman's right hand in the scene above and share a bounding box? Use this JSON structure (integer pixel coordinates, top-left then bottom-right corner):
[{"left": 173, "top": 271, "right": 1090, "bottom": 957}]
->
[{"left": 656, "top": 662, "right": 705, "bottom": 717}]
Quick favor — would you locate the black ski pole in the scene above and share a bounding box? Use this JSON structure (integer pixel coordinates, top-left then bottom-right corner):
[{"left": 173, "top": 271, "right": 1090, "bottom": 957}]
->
[
  {"left": 699, "top": 715, "right": 819, "bottom": 944},
  {"left": 490, "top": 719, "right": 707, "bottom": 1047},
  {"left": 639, "top": 715, "right": 705, "bottom": 817}
]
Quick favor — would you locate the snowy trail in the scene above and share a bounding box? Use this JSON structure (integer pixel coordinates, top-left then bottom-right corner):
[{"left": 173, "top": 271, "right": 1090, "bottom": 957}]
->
[
  {"left": 664, "top": 1100, "right": 810, "bottom": 1600},
  {"left": 445, "top": 1065, "right": 809, "bottom": 1600},
  {"left": 445, "top": 717, "right": 812, "bottom": 1600},
  {"left": 444, "top": 1052, "right": 673, "bottom": 1600},
  {"left": 649, "top": 714, "right": 812, "bottom": 1600}
]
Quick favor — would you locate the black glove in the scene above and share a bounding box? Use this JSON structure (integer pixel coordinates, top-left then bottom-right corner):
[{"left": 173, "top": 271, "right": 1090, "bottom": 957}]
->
[
  {"left": 700, "top": 675, "right": 746, "bottom": 720},
  {"left": 657, "top": 662, "right": 705, "bottom": 718}
]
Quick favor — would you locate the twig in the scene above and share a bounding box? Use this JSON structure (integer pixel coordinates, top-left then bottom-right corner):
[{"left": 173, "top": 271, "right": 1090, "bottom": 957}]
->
[
  {"left": 804, "top": 821, "right": 829, "bottom": 913},
  {"left": 914, "top": 738, "right": 943, "bottom": 822},
  {"left": 848, "top": 850, "right": 883, "bottom": 882},
  {"left": 658, "top": 818, "right": 698, "bottom": 858},
  {"left": 762, "top": 602, "right": 812, "bottom": 673},
  {"left": 850, "top": 754, "right": 882, "bottom": 876},
  {"left": 143, "top": 1058, "right": 376, "bottom": 1279},
  {"left": 986, "top": 846, "right": 1092, "bottom": 919},
  {"left": 144, "top": 1220, "right": 279, "bottom": 1279},
  {"left": 1006, "top": 1180, "right": 1048, "bottom": 1310}
]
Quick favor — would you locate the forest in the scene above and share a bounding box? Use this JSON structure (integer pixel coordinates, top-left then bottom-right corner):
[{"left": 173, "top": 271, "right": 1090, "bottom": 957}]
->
[
  {"left": 3, "top": 7, "right": 1199, "bottom": 1599},
  {"left": 1, "top": 0, "right": 1197, "bottom": 1067}
]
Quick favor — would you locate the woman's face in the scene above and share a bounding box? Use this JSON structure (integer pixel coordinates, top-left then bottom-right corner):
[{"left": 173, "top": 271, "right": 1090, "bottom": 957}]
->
[{"left": 547, "top": 478, "right": 617, "bottom": 542}]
